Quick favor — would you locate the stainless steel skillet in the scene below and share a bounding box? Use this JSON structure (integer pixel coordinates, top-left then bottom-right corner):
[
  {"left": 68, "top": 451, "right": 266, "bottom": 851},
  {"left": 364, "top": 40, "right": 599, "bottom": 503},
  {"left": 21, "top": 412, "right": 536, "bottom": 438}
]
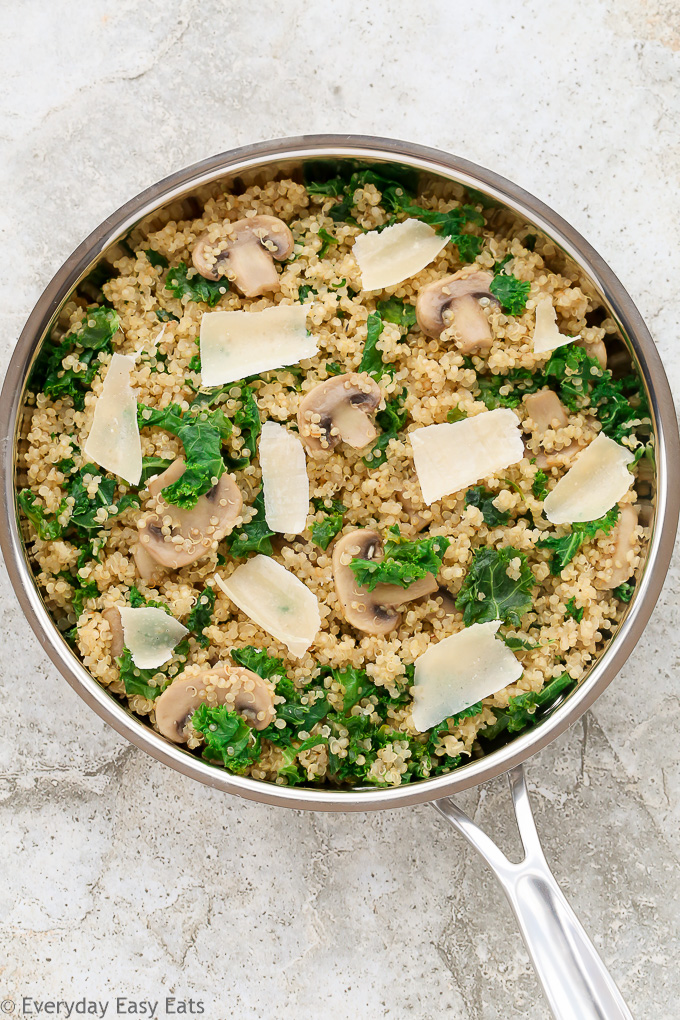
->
[{"left": 1, "top": 136, "right": 678, "bottom": 1020}]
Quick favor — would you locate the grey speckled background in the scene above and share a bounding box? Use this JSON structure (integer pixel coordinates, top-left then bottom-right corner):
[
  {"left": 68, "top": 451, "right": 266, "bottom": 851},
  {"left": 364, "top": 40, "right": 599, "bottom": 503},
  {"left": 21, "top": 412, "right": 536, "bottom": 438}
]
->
[{"left": 2, "top": 2, "right": 679, "bottom": 1018}]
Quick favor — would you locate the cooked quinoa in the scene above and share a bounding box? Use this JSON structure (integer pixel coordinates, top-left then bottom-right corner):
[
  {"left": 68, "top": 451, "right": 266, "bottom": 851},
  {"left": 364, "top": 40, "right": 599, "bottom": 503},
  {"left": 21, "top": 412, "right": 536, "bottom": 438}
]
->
[{"left": 17, "top": 164, "right": 650, "bottom": 788}]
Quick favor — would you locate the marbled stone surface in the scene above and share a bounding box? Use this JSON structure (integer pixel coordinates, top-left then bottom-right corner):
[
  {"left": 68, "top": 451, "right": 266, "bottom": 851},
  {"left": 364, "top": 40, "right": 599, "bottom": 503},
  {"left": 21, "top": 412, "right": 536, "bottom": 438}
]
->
[{"left": 1, "top": 3, "right": 679, "bottom": 1018}]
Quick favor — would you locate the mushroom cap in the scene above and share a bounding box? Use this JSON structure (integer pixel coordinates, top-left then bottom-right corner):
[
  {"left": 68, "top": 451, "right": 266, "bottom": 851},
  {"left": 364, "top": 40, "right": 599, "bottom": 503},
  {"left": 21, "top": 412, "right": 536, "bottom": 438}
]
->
[
  {"left": 192, "top": 215, "right": 294, "bottom": 297},
  {"left": 137, "top": 458, "right": 242, "bottom": 572},
  {"left": 332, "top": 529, "right": 439, "bottom": 636},
  {"left": 593, "top": 503, "right": 639, "bottom": 590},
  {"left": 524, "top": 388, "right": 569, "bottom": 433},
  {"left": 416, "top": 270, "right": 496, "bottom": 349},
  {"left": 297, "top": 373, "right": 381, "bottom": 457},
  {"left": 102, "top": 606, "right": 124, "bottom": 659},
  {"left": 155, "top": 663, "right": 276, "bottom": 743}
]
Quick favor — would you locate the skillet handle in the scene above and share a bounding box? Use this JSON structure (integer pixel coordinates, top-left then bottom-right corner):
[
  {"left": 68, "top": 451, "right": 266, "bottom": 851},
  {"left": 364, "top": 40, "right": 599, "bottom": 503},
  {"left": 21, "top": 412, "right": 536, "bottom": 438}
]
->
[{"left": 433, "top": 765, "right": 633, "bottom": 1020}]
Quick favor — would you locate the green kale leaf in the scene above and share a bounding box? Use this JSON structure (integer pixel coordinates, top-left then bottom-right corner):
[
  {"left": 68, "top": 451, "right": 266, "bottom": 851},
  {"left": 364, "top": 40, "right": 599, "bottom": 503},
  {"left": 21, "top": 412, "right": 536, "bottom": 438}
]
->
[
  {"left": 481, "top": 672, "right": 574, "bottom": 741},
  {"left": 231, "top": 645, "right": 287, "bottom": 679},
  {"left": 116, "top": 639, "right": 189, "bottom": 701},
  {"left": 565, "top": 597, "right": 584, "bottom": 622},
  {"left": 376, "top": 297, "right": 417, "bottom": 331},
  {"left": 187, "top": 586, "right": 216, "bottom": 648},
  {"left": 532, "top": 468, "right": 549, "bottom": 500},
  {"left": 145, "top": 249, "right": 169, "bottom": 269},
  {"left": 17, "top": 490, "right": 64, "bottom": 540},
  {"left": 464, "top": 486, "right": 510, "bottom": 527},
  {"left": 359, "top": 311, "right": 391, "bottom": 378},
  {"left": 455, "top": 546, "right": 534, "bottom": 627},
  {"left": 225, "top": 385, "right": 261, "bottom": 470},
  {"left": 475, "top": 367, "right": 542, "bottom": 409},
  {"left": 226, "top": 489, "right": 274, "bottom": 557},
  {"left": 165, "top": 262, "right": 225, "bottom": 306},
  {"left": 39, "top": 306, "right": 120, "bottom": 410},
  {"left": 137, "top": 403, "right": 231, "bottom": 509},
  {"left": 489, "top": 256, "right": 531, "bottom": 315},
  {"left": 398, "top": 201, "right": 485, "bottom": 263},
  {"left": 350, "top": 526, "right": 449, "bottom": 591},
  {"left": 447, "top": 407, "right": 468, "bottom": 422},
  {"left": 537, "top": 506, "right": 620, "bottom": 575},
  {"left": 67, "top": 465, "right": 140, "bottom": 531},
  {"left": 363, "top": 388, "right": 408, "bottom": 468},
  {"left": 613, "top": 580, "right": 635, "bottom": 602},
  {"left": 311, "top": 499, "right": 347, "bottom": 550},
  {"left": 191, "top": 703, "right": 260, "bottom": 772},
  {"left": 317, "top": 227, "right": 337, "bottom": 258}
]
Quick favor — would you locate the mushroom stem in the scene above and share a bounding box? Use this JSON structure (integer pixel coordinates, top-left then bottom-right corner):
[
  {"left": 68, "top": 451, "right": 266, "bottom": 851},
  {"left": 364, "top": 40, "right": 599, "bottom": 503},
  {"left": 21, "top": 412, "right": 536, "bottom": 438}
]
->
[{"left": 224, "top": 241, "right": 280, "bottom": 298}]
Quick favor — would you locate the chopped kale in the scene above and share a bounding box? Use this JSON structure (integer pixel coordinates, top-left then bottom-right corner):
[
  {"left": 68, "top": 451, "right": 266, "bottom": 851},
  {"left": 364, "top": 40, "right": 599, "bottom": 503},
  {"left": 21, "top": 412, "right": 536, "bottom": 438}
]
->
[
  {"left": 116, "top": 639, "right": 189, "bottom": 701},
  {"left": 613, "top": 580, "right": 635, "bottom": 603},
  {"left": 464, "top": 486, "right": 510, "bottom": 527},
  {"left": 298, "top": 284, "right": 316, "bottom": 302},
  {"left": 187, "top": 586, "right": 216, "bottom": 648},
  {"left": 67, "top": 465, "right": 140, "bottom": 531},
  {"left": 311, "top": 499, "right": 346, "bottom": 550},
  {"left": 317, "top": 228, "right": 337, "bottom": 258},
  {"left": 358, "top": 311, "right": 391, "bottom": 378},
  {"left": 155, "top": 308, "right": 180, "bottom": 323},
  {"left": 532, "top": 468, "right": 549, "bottom": 500},
  {"left": 39, "top": 306, "right": 120, "bottom": 410},
  {"left": 475, "top": 367, "right": 542, "bottom": 409},
  {"left": 225, "top": 385, "right": 261, "bottom": 470},
  {"left": 325, "top": 361, "right": 343, "bottom": 376},
  {"left": 481, "top": 672, "right": 574, "bottom": 741},
  {"left": 137, "top": 403, "right": 231, "bottom": 509},
  {"left": 363, "top": 388, "right": 408, "bottom": 467},
  {"left": 140, "top": 456, "right": 174, "bottom": 485},
  {"left": 502, "top": 634, "right": 540, "bottom": 651},
  {"left": 231, "top": 645, "right": 287, "bottom": 679},
  {"left": 565, "top": 597, "right": 584, "bottom": 622},
  {"left": 57, "top": 570, "right": 99, "bottom": 621},
  {"left": 447, "top": 407, "right": 468, "bottom": 423},
  {"left": 165, "top": 262, "right": 225, "bottom": 306},
  {"left": 376, "top": 297, "right": 417, "bottom": 331},
  {"left": 226, "top": 489, "right": 274, "bottom": 557},
  {"left": 350, "top": 526, "right": 449, "bottom": 591},
  {"left": 145, "top": 249, "right": 169, "bottom": 269},
  {"left": 191, "top": 703, "right": 261, "bottom": 772},
  {"left": 537, "top": 506, "right": 620, "bottom": 575},
  {"left": 17, "top": 490, "right": 64, "bottom": 540},
  {"left": 398, "top": 200, "right": 485, "bottom": 263},
  {"left": 455, "top": 546, "right": 534, "bottom": 627},
  {"left": 490, "top": 256, "right": 531, "bottom": 316}
]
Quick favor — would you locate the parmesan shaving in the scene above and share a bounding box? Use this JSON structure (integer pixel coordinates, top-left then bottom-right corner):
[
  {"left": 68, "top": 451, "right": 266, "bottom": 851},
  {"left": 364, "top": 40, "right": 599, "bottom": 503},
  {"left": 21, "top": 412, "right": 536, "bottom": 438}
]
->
[
  {"left": 259, "top": 421, "right": 309, "bottom": 534},
  {"left": 117, "top": 606, "right": 189, "bottom": 670},
  {"left": 532, "top": 297, "right": 576, "bottom": 354},
  {"left": 199, "top": 304, "right": 316, "bottom": 386},
  {"left": 83, "top": 353, "right": 142, "bottom": 485},
  {"left": 352, "top": 219, "right": 449, "bottom": 291},
  {"left": 215, "top": 556, "right": 320, "bottom": 658},
  {"left": 411, "top": 621, "right": 522, "bottom": 732},
  {"left": 543, "top": 432, "right": 634, "bottom": 524},
  {"left": 410, "top": 408, "right": 524, "bottom": 505}
]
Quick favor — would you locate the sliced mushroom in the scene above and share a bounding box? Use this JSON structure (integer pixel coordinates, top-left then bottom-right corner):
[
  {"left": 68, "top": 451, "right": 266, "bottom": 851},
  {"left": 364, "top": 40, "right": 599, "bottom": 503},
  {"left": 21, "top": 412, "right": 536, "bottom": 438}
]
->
[
  {"left": 395, "top": 489, "right": 430, "bottom": 533},
  {"left": 576, "top": 337, "right": 607, "bottom": 370},
  {"left": 416, "top": 270, "right": 498, "bottom": 352},
  {"left": 593, "top": 504, "right": 639, "bottom": 590},
  {"left": 136, "top": 458, "right": 242, "bottom": 574},
  {"left": 298, "top": 373, "right": 381, "bottom": 457},
  {"left": 332, "top": 529, "right": 439, "bottom": 635},
  {"left": 155, "top": 663, "right": 276, "bottom": 743},
  {"left": 192, "top": 215, "right": 294, "bottom": 297},
  {"left": 102, "top": 606, "right": 124, "bottom": 658},
  {"left": 524, "top": 389, "right": 580, "bottom": 470}
]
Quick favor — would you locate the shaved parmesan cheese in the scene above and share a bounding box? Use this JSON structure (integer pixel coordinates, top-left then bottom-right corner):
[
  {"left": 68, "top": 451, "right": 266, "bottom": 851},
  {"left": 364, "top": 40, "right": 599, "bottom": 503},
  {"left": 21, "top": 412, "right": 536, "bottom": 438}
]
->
[
  {"left": 544, "top": 432, "right": 634, "bottom": 524},
  {"left": 83, "top": 353, "right": 142, "bottom": 485},
  {"left": 533, "top": 297, "right": 576, "bottom": 354},
  {"left": 410, "top": 408, "right": 524, "bottom": 505},
  {"left": 215, "top": 556, "right": 320, "bottom": 658},
  {"left": 411, "top": 621, "right": 522, "bottom": 732},
  {"left": 259, "top": 421, "right": 309, "bottom": 534},
  {"left": 352, "top": 219, "right": 448, "bottom": 291},
  {"left": 117, "top": 606, "right": 189, "bottom": 670},
  {"left": 200, "top": 304, "right": 316, "bottom": 386}
]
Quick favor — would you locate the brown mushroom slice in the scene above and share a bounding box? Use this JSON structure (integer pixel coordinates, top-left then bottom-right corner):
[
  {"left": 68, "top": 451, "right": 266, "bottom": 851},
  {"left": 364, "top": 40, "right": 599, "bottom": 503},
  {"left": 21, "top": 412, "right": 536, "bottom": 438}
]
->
[
  {"left": 332, "top": 529, "right": 438, "bottom": 636},
  {"left": 395, "top": 489, "right": 429, "bottom": 533},
  {"left": 102, "top": 607, "right": 124, "bottom": 658},
  {"left": 192, "top": 215, "right": 294, "bottom": 297},
  {"left": 576, "top": 337, "right": 607, "bottom": 370},
  {"left": 155, "top": 664, "right": 276, "bottom": 743},
  {"left": 137, "top": 458, "right": 242, "bottom": 572},
  {"left": 297, "top": 373, "right": 381, "bottom": 457},
  {"left": 593, "top": 504, "right": 639, "bottom": 590},
  {"left": 524, "top": 389, "right": 569, "bottom": 433},
  {"left": 524, "top": 389, "right": 580, "bottom": 470},
  {"left": 416, "top": 270, "right": 498, "bottom": 352}
]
